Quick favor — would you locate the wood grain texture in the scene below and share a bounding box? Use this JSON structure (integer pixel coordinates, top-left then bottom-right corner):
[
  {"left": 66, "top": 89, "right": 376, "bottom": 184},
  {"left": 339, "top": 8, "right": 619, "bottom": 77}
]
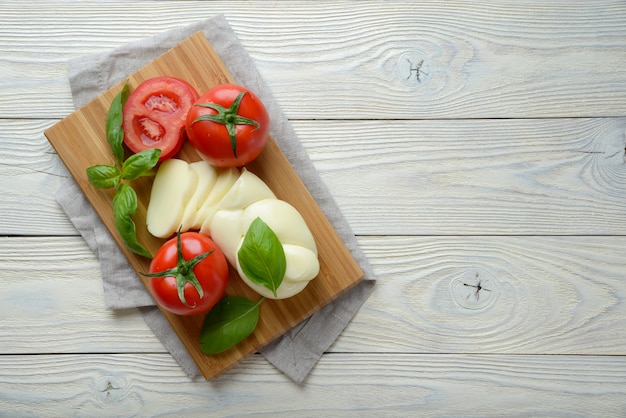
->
[
  {"left": 0, "top": 236, "right": 163, "bottom": 354},
  {"left": 44, "top": 32, "right": 363, "bottom": 379},
  {"left": 2, "top": 0, "right": 626, "bottom": 413},
  {"left": 298, "top": 117, "right": 626, "bottom": 235},
  {"left": 2, "top": 235, "right": 625, "bottom": 356},
  {"left": 343, "top": 235, "right": 626, "bottom": 355},
  {"left": 0, "top": 120, "right": 73, "bottom": 235},
  {"left": 1, "top": 353, "right": 625, "bottom": 416},
  {"left": 4, "top": 118, "right": 625, "bottom": 236},
  {"left": 1, "top": 1, "right": 626, "bottom": 119}
]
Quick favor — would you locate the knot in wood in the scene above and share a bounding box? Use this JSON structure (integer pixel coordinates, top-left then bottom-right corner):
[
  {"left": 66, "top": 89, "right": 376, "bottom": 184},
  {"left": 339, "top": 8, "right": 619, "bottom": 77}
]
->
[
  {"left": 450, "top": 269, "right": 499, "bottom": 310},
  {"left": 398, "top": 50, "right": 432, "bottom": 86}
]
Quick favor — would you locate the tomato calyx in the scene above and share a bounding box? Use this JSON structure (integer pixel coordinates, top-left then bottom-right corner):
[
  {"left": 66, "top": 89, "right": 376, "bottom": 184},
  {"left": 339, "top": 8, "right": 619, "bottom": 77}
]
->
[
  {"left": 191, "top": 91, "right": 260, "bottom": 159},
  {"left": 143, "top": 229, "right": 214, "bottom": 308}
]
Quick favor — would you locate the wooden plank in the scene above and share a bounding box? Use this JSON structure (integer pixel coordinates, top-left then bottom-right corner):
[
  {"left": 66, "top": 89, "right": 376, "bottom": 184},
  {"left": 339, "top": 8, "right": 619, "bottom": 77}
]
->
[
  {"left": 342, "top": 235, "right": 626, "bottom": 355},
  {"left": 0, "top": 236, "right": 163, "bottom": 354},
  {"left": 43, "top": 32, "right": 363, "bottom": 379},
  {"left": 1, "top": 1, "right": 626, "bottom": 119},
  {"left": 4, "top": 118, "right": 626, "bottom": 236},
  {"left": 0, "top": 120, "right": 74, "bottom": 235},
  {"left": 0, "top": 353, "right": 625, "bottom": 416},
  {"left": 301, "top": 118, "right": 626, "bottom": 235},
  {"left": 2, "top": 235, "right": 626, "bottom": 356}
]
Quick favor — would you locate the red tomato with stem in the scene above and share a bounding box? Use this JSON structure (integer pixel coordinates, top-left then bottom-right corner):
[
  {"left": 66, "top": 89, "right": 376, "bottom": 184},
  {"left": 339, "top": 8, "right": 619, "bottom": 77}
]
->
[
  {"left": 144, "top": 231, "right": 229, "bottom": 316},
  {"left": 185, "top": 84, "right": 270, "bottom": 167},
  {"left": 123, "top": 77, "right": 199, "bottom": 161}
]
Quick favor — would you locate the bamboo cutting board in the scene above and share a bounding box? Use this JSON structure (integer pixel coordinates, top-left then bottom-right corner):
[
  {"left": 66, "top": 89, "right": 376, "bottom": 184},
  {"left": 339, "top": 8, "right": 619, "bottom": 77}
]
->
[{"left": 44, "top": 32, "right": 364, "bottom": 379}]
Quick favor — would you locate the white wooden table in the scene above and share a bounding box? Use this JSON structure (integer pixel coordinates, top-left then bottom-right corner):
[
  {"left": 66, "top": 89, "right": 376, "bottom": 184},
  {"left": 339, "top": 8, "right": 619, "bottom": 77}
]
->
[{"left": 2, "top": 1, "right": 626, "bottom": 416}]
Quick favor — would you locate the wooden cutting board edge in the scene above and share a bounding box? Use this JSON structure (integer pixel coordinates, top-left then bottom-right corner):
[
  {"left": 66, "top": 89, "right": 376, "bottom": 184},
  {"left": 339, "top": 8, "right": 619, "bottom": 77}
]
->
[{"left": 44, "top": 31, "right": 365, "bottom": 380}]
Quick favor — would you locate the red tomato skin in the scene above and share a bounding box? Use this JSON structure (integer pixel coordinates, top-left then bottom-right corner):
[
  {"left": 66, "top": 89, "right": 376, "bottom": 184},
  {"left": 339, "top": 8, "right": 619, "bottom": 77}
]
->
[
  {"left": 123, "top": 77, "right": 199, "bottom": 161},
  {"left": 148, "top": 233, "right": 229, "bottom": 316},
  {"left": 185, "top": 84, "right": 270, "bottom": 167}
]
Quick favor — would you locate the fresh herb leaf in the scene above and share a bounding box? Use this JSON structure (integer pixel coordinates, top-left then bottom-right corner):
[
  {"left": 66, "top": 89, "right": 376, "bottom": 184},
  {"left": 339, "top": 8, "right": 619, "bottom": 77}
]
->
[
  {"left": 106, "top": 81, "right": 130, "bottom": 164},
  {"left": 237, "top": 217, "right": 286, "bottom": 297},
  {"left": 112, "top": 183, "right": 152, "bottom": 258},
  {"left": 86, "top": 164, "right": 121, "bottom": 189},
  {"left": 121, "top": 148, "right": 161, "bottom": 180},
  {"left": 199, "top": 296, "right": 263, "bottom": 355}
]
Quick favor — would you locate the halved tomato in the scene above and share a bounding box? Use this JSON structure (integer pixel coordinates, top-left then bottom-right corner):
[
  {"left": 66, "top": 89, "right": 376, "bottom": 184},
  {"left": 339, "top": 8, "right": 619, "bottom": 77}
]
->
[{"left": 122, "top": 77, "right": 199, "bottom": 161}]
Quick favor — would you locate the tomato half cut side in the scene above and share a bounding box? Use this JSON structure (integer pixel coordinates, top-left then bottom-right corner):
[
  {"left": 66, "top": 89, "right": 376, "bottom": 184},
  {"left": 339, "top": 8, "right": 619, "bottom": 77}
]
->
[{"left": 122, "top": 77, "right": 199, "bottom": 161}]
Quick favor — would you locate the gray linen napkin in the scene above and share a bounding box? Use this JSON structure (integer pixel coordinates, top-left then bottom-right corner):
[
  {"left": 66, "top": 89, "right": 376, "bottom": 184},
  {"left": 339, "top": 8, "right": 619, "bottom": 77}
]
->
[{"left": 55, "top": 14, "right": 375, "bottom": 384}]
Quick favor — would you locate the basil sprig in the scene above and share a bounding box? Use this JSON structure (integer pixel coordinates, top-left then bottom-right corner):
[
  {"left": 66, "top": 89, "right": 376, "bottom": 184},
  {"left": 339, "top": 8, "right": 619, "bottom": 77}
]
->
[
  {"left": 86, "top": 82, "right": 160, "bottom": 258},
  {"left": 199, "top": 217, "right": 286, "bottom": 354}
]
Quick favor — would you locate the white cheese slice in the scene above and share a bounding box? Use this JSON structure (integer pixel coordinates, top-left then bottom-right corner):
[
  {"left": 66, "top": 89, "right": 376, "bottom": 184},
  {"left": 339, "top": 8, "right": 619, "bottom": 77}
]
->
[
  {"left": 179, "top": 161, "right": 218, "bottom": 232},
  {"left": 192, "top": 167, "right": 240, "bottom": 232},
  {"left": 146, "top": 159, "right": 198, "bottom": 238},
  {"left": 216, "top": 168, "right": 276, "bottom": 211},
  {"left": 209, "top": 209, "right": 245, "bottom": 267}
]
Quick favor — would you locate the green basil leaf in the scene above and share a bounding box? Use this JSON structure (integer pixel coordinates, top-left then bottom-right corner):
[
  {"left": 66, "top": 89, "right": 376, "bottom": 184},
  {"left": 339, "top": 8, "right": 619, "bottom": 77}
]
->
[
  {"left": 237, "top": 217, "right": 286, "bottom": 297},
  {"left": 112, "top": 183, "right": 152, "bottom": 258},
  {"left": 199, "top": 296, "right": 262, "bottom": 355},
  {"left": 121, "top": 148, "right": 161, "bottom": 180},
  {"left": 86, "top": 164, "right": 121, "bottom": 189},
  {"left": 106, "top": 81, "right": 130, "bottom": 164}
]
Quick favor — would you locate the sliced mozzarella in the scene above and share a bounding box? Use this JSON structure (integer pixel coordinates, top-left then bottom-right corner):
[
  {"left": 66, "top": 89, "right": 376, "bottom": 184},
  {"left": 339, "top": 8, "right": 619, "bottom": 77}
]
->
[
  {"left": 209, "top": 209, "right": 245, "bottom": 267},
  {"left": 179, "top": 161, "right": 218, "bottom": 231},
  {"left": 198, "top": 168, "right": 275, "bottom": 235},
  {"left": 192, "top": 167, "right": 240, "bottom": 232},
  {"left": 147, "top": 157, "right": 320, "bottom": 300},
  {"left": 146, "top": 159, "right": 198, "bottom": 238},
  {"left": 217, "top": 168, "right": 276, "bottom": 211}
]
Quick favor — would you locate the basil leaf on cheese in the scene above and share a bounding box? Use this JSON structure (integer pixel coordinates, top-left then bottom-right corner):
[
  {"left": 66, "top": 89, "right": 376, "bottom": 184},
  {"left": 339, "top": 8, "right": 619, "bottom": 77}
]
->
[{"left": 237, "top": 217, "right": 286, "bottom": 298}]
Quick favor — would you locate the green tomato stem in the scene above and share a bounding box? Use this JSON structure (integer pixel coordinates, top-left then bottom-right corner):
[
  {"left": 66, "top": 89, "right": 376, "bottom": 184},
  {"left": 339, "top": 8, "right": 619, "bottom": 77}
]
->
[
  {"left": 142, "top": 229, "right": 213, "bottom": 308},
  {"left": 192, "top": 91, "right": 260, "bottom": 159}
]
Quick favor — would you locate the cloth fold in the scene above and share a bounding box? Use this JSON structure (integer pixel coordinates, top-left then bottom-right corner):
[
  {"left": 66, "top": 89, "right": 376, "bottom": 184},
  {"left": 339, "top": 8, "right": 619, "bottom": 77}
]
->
[{"left": 55, "top": 14, "right": 375, "bottom": 384}]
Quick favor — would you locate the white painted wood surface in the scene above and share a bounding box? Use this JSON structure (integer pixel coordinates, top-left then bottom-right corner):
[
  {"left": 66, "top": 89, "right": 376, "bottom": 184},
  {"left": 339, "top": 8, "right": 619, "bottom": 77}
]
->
[{"left": 2, "top": 0, "right": 626, "bottom": 415}]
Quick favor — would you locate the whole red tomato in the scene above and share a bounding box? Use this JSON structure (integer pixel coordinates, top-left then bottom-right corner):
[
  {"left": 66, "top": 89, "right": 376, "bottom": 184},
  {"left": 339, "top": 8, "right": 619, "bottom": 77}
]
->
[
  {"left": 144, "top": 231, "right": 229, "bottom": 316},
  {"left": 185, "top": 84, "right": 270, "bottom": 167},
  {"left": 123, "top": 77, "right": 199, "bottom": 161}
]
